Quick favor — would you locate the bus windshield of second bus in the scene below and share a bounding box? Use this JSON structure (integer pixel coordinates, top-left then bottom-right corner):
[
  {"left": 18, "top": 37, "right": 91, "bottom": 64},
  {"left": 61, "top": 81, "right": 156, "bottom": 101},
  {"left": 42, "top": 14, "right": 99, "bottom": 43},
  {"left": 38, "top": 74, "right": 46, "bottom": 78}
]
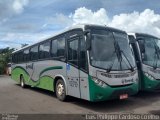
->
[
  {"left": 138, "top": 36, "right": 160, "bottom": 69},
  {"left": 90, "top": 30, "right": 136, "bottom": 71},
  {"left": 128, "top": 33, "right": 160, "bottom": 91}
]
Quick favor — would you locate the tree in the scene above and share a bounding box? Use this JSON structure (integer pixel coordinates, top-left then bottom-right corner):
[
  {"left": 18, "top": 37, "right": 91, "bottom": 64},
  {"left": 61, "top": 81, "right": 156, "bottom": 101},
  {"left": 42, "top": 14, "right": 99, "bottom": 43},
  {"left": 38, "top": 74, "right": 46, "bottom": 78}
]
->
[{"left": 0, "top": 47, "right": 15, "bottom": 74}]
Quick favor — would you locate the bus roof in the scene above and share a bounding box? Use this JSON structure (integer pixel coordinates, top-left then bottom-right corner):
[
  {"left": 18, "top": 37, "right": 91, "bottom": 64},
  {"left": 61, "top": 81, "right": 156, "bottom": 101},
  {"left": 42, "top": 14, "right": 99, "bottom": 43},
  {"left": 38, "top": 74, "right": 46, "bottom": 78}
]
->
[
  {"left": 12, "top": 24, "right": 126, "bottom": 54},
  {"left": 12, "top": 24, "right": 85, "bottom": 54},
  {"left": 128, "top": 32, "right": 159, "bottom": 39}
]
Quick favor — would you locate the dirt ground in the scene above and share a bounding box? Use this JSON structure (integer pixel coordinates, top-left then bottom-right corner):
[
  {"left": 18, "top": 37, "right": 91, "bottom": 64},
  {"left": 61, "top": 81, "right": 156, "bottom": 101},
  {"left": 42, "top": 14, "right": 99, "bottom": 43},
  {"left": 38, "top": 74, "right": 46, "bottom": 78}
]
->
[{"left": 0, "top": 75, "right": 159, "bottom": 116}]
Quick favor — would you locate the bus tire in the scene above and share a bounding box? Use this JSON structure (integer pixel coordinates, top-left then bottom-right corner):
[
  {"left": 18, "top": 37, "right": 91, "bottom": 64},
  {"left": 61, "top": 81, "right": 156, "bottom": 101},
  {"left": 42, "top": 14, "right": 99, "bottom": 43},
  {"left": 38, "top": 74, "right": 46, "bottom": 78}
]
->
[
  {"left": 20, "top": 75, "right": 25, "bottom": 88},
  {"left": 56, "top": 79, "right": 66, "bottom": 101}
]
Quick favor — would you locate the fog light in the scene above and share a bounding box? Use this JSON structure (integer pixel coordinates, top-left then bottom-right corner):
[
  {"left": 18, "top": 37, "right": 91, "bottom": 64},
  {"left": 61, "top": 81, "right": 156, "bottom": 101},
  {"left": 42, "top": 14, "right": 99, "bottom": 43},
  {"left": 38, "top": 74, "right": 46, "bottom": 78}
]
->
[
  {"left": 95, "top": 79, "right": 99, "bottom": 84},
  {"left": 92, "top": 77, "right": 107, "bottom": 88},
  {"left": 144, "top": 72, "right": 155, "bottom": 80}
]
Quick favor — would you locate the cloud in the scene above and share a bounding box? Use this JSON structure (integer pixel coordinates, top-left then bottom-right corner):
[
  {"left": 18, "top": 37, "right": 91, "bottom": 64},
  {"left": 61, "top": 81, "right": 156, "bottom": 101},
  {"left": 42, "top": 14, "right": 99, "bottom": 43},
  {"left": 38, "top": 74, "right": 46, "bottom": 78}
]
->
[
  {"left": 0, "top": 0, "right": 29, "bottom": 21},
  {"left": 12, "top": 0, "right": 29, "bottom": 14},
  {"left": 70, "top": 7, "right": 109, "bottom": 25},
  {"left": 1, "top": 7, "right": 160, "bottom": 49},
  {"left": 43, "top": 13, "right": 73, "bottom": 29},
  {"left": 0, "top": 32, "right": 55, "bottom": 49},
  {"left": 70, "top": 7, "right": 160, "bottom": 38},
  {"left": 109, "top": 9, "right": 160, "bottom": 37}
]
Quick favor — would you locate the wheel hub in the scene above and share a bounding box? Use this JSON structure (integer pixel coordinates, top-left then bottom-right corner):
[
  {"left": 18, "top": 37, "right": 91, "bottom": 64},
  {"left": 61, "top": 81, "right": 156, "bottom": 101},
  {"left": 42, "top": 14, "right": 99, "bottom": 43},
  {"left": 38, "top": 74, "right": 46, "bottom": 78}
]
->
[
  {"left": 21, "top": 80, "right": 24, "bottom": 87},
  {"left": 57, "top": 83, "right": 64, "bottom": 96}
]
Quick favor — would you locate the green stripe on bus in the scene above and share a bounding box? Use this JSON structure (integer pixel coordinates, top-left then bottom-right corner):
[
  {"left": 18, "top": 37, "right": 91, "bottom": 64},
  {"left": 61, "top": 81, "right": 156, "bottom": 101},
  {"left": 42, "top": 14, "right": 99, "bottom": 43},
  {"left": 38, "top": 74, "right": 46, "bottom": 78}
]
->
[
  {"left": 12, "top": 66, "right": 63, "bottom": 83},
  {"left": 12, "top": 66, "right": 29, "bottom": 76},
  {"left": 39, "top": 66, "right": 63, "bottom": 76},
  {"left": 11, "top": 67, "right": 55, "bottom": 91}
]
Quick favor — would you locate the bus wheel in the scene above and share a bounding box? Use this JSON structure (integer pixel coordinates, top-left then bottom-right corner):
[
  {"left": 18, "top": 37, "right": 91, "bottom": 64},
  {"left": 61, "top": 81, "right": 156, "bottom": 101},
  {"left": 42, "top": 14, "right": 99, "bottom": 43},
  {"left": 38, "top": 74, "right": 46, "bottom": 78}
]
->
[
  {"left": 56, "top": 79, "right": 66, "bottom": 101},
  {"left": 20, "top": 75, "right": 25, "bottom": 88}
]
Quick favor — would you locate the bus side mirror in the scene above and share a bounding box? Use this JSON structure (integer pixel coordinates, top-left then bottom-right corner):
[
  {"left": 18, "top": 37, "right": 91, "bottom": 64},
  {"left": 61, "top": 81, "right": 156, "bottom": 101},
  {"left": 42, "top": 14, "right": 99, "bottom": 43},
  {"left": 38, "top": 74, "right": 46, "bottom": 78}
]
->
[
  {"left": 137, "top": 38, "right": 145, "bottom": 53},
  {"left": 139, "top": 43, "right": 145, "bottom": 53},
  {"left": 140, "top": 44, "right": 145, "bottom": 61},
  {"left": 84, "top": 30, "right": 91, "bottom": 50},
  {"left": 128, "top": 35, "right": 135, "bottom": 44}
]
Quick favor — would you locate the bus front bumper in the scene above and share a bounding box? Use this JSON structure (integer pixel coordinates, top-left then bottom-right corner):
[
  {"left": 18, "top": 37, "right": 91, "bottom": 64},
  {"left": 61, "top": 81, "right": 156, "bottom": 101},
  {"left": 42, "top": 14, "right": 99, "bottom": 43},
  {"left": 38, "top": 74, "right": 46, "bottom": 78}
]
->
[
  {"left": 88, "top": 76, "right": 138, "bottom": 102},
  {"left": 142, "top": 74, "right": 160, "bottom": 91}
]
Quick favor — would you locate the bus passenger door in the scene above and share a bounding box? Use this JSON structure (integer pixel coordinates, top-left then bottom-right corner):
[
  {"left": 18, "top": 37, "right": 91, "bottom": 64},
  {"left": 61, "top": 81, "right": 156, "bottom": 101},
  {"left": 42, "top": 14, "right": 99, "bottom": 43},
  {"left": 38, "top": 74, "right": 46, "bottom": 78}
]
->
[
  {"left": 79, "top": 37, "right": 90, "bottom": 100},
  {"left": 67, "top": 37, "right": 81, "bottom": 98}
]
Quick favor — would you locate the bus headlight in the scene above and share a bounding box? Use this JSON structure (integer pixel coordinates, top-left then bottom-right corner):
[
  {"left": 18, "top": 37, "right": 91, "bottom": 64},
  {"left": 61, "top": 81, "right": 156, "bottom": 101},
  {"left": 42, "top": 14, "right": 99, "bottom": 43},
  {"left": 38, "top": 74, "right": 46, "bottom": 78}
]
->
[
  {"left": 144, "top": 73, "right": 155, "bottom": 80},
  {"left": 92, "top": 77, "right": 107, "bottom": 88}
]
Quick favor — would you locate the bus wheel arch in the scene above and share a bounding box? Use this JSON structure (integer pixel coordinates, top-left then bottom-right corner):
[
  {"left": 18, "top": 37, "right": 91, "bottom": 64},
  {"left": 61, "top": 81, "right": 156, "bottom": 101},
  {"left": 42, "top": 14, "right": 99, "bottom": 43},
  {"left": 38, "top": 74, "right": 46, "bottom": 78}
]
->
[{"left": 54, "top": 76, "right": 67, "bottom": 101}]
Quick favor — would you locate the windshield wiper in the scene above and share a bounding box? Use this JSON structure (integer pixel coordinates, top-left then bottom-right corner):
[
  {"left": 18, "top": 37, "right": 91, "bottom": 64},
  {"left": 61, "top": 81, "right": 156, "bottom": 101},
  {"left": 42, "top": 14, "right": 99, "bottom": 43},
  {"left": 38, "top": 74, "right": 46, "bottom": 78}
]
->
[
  {"left": 106, "top": 41, "right": 123, "bottom": 72},
  {"left": 114, "top": 39, "right": 134, "bottom": 72},
  {"left": 114, "top": 41, "right": 123, "bottom": 70},
  {"left": 106, "top": 52, "right": 116, "bottom": 72},
  {"left": 120, "top": 50, "right": 134, "bottom": 72},
  {"left": 153, "top": 43, "right": 160, "bottom": 69}
]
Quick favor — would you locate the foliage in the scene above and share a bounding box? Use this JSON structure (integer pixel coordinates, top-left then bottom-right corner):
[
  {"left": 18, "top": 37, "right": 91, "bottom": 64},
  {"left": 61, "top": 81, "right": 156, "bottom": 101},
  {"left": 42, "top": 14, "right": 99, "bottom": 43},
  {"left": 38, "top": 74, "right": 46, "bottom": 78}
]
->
[{"left": 0, "top": 47, "right": 15, "bottom": 74}]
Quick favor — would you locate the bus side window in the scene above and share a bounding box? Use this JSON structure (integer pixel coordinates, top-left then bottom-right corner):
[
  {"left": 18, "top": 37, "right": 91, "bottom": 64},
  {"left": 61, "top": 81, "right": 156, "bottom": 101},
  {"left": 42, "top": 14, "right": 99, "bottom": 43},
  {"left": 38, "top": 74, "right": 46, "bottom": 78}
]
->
[
  {"left": 57, "top": 37, "right": 65, "bottom": 57},
  {"left": 17, "top": 51, "right": 23, "bottom": 63},
  {"left": 15, "top": 54, "right": 18, "bottom": 63},
  {"left": 51, "top": 37, "right": 65, "bottom": 59},
  {"left": 12, "top": 54, "right": 15, "bottom": 63},
  {"left": 51, "top": 39, "right": 58, "bottom": 57},
  {"left": 68, "top": 38, "right": 78, "bottom": 66},
  {"left": 39, "top": 41, "right": 50, "bottom": 59},
  {"left": 80, "top": 38, "right": 87, "bottom": 71},
  {"left": 30, "top": 45, "right": 38, "bottom": 61},
  {"left": 23, "top": 49, "right": 30, "bottom": 62}
]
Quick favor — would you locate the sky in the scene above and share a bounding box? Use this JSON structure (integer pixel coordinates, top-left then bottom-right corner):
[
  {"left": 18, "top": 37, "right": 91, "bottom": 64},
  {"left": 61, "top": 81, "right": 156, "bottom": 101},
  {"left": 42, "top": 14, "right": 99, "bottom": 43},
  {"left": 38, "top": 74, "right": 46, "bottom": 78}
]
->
[{"left": 0, "top": 0, "right": 160, "bottom": 49}]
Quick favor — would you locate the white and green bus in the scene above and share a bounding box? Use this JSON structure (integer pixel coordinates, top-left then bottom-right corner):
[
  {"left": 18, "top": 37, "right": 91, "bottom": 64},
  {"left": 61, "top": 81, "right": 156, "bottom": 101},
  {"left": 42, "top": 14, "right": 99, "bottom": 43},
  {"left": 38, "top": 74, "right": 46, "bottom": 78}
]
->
[
  {"left": 128, "top": 33, "right": 160, "bottom": 91},
  {"left": 11, "top": 24, "right": 139, "bottom": 102}
]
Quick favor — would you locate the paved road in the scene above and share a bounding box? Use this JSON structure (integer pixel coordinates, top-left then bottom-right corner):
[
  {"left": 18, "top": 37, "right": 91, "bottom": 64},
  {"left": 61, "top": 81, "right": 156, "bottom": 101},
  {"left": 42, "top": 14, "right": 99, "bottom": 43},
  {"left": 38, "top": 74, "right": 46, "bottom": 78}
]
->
[{"left": 0, "top": 75, "right": 160, "bottom": 115}]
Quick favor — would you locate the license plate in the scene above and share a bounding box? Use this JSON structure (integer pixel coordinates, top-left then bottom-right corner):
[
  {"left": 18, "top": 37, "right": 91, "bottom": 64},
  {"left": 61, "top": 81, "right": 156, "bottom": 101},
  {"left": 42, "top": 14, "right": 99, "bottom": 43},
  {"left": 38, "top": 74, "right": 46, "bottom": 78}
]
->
[{"left": 120, "top": 94, "right": 128, "bottom": 99}]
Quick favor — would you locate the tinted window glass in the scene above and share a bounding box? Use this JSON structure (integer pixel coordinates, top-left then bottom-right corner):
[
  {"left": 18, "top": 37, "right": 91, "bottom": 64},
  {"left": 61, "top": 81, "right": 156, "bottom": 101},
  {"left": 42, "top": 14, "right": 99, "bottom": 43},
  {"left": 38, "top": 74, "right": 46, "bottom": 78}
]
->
[
  {"left": 57, "top": 37, "right": 65, "bottom": 57},
  {"left": 12, "top": 54, "right": 15, "bottom": 63},
  {"left": 68, "top": 38, "right": 78, "bottom": 66},
  {"left": 80, "top": 38, "right": 87, "bottom": 71},
  {"left": 39, "top": 41, "right": 50, "bottom": 59},
  {"left": 12, "top": 54, "right": 17, "bottom": 63},
  {"left": 23, "top": 49, "right": 30, "bottom": 62},
  {"left": 15, "top": 54, "right": 18, "bottom": 63},
  {"left": 90, "top": 30, "right": 136, "bottom": 70},
  {"left": 30, "top": 45, "right": 38, "bottom": 60},
  {"left": 51, "top": 37, "right": 65, "bottom": 57},
  {"left": 51, "top": 40, "right": 58, "bottom": 57},
  {"left": 18, "top": 51, "right": 23, "bottom": 63}
]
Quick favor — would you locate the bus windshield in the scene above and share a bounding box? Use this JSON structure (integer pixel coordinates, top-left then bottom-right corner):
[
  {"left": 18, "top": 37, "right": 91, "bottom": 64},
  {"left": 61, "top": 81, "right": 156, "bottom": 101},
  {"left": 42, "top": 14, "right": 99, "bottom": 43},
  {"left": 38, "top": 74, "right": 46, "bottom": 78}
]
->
[
  {"left": 90, "top": 30, "right": 136, "bottom": 71},
  {"left": 138, "top": 36, "right": 160, "bottom": 68}
]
